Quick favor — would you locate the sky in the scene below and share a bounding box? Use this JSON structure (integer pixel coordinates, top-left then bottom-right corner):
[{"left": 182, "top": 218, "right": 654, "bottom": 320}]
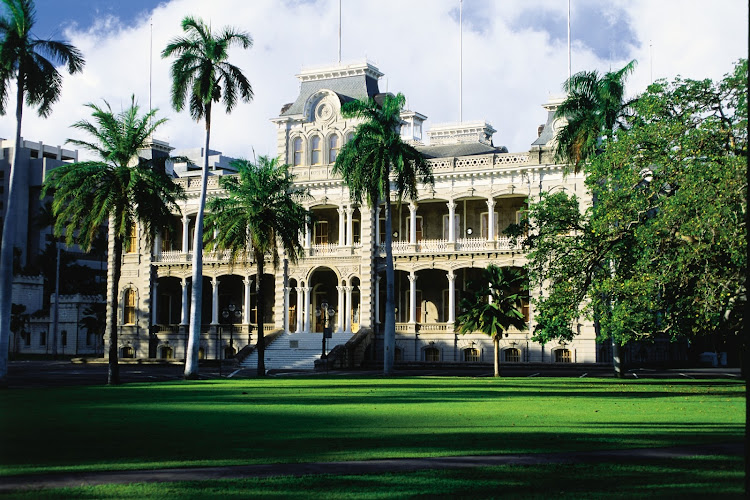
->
[{"left": 2, "top": 0, "right": 748, "bottom": 160}]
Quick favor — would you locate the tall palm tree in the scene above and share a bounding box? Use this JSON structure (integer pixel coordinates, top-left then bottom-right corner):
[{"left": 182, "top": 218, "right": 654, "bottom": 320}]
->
[
  {"left": 204, "top": 157, "right": 311, "bottom": 376},
  {"left": 0, "top": 0, "right": 84, "bottom": 386},
  {"left": 162, "top": 16, "right": 253, "bottom": 379},
  {"left": 553, "top": 60, "right": 636, "bottom": 377},
  {"left": 554, "top": 60, "right": 637, "bottom": 170},
  {"left": 41, "top": 98, "right": 184, "bottom": 385},
  {"left": 455, "top": 265, "right": 528, "bottom": 377},
  {"left": 333, "top": 92, "right": 433, "bottom": 374}
]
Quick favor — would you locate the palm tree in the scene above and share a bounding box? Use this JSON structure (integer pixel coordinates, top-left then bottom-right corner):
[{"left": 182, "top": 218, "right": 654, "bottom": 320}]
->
[
  {"left": 162, "top": 16, "right": 253, "bottom": 379},
  {"left": 0, "top": 0, "right": 84, "bottom": 386},
  {"left": 333, "top": 92, "right": 433, "bottom": 374},
  {"left": 455, "top": 265, "right": 528, "bottom": 377},
  {"left": 41, "top": 98, "right": 184, "bottom": 385},
  {"left": 553, "top": 60, "right": 636, "bottom": 377},
  {"left": 204, "top": 157, "right": 310, "bottom": 376},
  {"left": 554, "top": 60, "right": 637, "bottom": 170}
]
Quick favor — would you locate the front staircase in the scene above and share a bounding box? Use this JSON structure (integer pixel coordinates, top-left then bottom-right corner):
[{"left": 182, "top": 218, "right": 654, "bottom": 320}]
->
[{"left": 240, "top": 331, "right": 354, "bottom": 372}]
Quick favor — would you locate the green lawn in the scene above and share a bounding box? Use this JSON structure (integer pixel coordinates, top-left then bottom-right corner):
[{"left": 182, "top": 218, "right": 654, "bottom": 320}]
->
[{"left": 0, "top": 377, "right": 744, "bottom": 480}]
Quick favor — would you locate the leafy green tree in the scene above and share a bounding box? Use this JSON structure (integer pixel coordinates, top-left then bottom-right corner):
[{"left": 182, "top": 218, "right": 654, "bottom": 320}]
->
[
  {"left": 333, "top": 92, "right": 433, "bottom": 374},
  {"left": 204, "top": 157, "right": 311, "bottom": 375},
  {"left": 42, "top": 98, "right": 184, "bottom": 385},
  {"left": 0, "top": 0, "right": 84, "bottom": 386},
  {"left": 455, "top": 265, "right": 528, "bottom": 377},
  {"left": 523, "top": 60, "right": 746, "bottom": 368},
  {"left": 162, "top": 16, "right": 253, "bottom": 379},
  {"left": 554, "top": 60, "right": 636, "bottom": 170}
]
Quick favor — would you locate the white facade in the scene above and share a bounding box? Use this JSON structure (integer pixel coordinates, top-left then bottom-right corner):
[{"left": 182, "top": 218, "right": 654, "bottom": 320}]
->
[{"left": 114, "top": 62, "right": 597, "bottom": 368}]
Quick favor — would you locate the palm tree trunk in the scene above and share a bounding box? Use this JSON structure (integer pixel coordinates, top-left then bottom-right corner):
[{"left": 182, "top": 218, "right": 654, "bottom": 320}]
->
[
  {"left": 383, "top": 183, "right": 396, "bottom": 375},
  {"left": 0, "top": 72, "right": 26, "bottom": 386},
  {"left": 106, "top": 232, "right": 123, "bottom": 385},
  {"left": 184, "top": 109, "right": 212, "bottom": 379},
  {"left": 494, "top": 336, "right": 500, "bottom": 377},
  {"left": 255, "top": 252, "right": 265, "bottom": 376}
]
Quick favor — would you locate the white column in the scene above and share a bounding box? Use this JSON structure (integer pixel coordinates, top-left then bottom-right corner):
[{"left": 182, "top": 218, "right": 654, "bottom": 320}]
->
[
  {"left": 180, "top": 278, "right": 189, "bottom": 325},
  {"left": 338, "top": 207, "right": 346, "bottom": 247},
  {"left": 243, "top": 277, "right": 253, "bottom": 324},
  {"left": 336, "top": 285, "right": 345, "bottom": 332},
  {"left": 303, "top": 286, "right": 311, "bottom": 332},
  {"left": 283, "top": 287, "right": 291, "bottom": 333},
  {"left": 151, "top": 281, "right": 159, "bottom": 325},
  {"left": 375, "top": 276, "right": 381, "bottom": 324},
  {"left": 346, "top": 206, "right": 354, "bottom": 246},
  {"left": 295, "top": 287, "right": 303, "bottom": 332},
  {"left": 154, "top": 233, "right": 162, "bottom": 258},
  {"left": 447, "top": 271, "right": 456, "bottom": 323},
  {"left": 181, "top": 215, "right": 190, "bottom": 252},
  {"left": 447, "top": 201, "right": 456, "bottom": 243},
  {"left": 211, "top": 277, "right": 219, "bottom": 325},
  {"left": 344, "top": 285, "right": 353, "bottom": 332},
  {"left": 375, "top": 206, "right": 381, "bottom": 247},
  {"left": 486, "top": 198, "right": 496, "bottom": 241},
  {"left": 408, "top": 272, "right": 417, "bottom": 324},
  {"left": 409, "top": 203, "right": 417, "bottom": 244},
  {"left": 305, "top": 224, "right": 311, "bottom": 250}
]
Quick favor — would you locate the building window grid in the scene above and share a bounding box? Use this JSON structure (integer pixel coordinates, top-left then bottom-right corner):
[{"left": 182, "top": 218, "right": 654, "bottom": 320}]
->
[
  {"left": 328, "top": 135, "right": 339, "bottom": 164},
  {"left": 505, "top": 348, "right": 521, "bottom": 363},
  {"left": 555, "top": 349, "right": 572, "bottom": 363},
  {"left": 311, "top": 136, "right": 322, "bottom": 165},
  {"left": 124, "top": 289, "right": 136, "bottom": 325},
  {"left": 293, "top": 137, "right": 303, "bottom": 166},
  {"left": 464, "top": 347, "right": 480, "bottom": 362}
]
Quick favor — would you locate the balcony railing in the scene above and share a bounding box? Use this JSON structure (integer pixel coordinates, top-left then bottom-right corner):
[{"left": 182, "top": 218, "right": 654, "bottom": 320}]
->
[
  {"left": 153, "top": 250, "right": 255, "bottom": 264},
  {"left": 379, "top": 236, "right": 522, "bottom": 255}
]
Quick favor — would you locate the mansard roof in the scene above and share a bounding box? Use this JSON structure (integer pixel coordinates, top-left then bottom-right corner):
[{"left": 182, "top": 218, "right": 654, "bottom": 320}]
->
[{"left": 280, "top": 62, "right": 382, "bottom": 117}]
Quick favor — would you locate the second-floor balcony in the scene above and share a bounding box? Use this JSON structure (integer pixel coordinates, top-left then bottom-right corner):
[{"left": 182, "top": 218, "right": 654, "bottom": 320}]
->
[{"left": 381, "top": 236, "right": 521, "bottom": 255}]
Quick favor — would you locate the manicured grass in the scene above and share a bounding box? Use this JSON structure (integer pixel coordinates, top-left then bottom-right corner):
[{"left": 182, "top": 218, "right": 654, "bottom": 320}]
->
[
  {"left": 0, "top": 377, "right": 744, "bottom": 478},
  {"left": 3, "top": 456, "right": 744, "bottom": 499}
]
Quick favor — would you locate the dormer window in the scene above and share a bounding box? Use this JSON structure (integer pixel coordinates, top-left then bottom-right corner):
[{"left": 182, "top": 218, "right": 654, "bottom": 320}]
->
[
  {"left": 293, "top": 137, "right": 303, "bottom": 166},
  {"left": 311, "top": 136, "right": 322, "bottom": 165},
  {"left": 329, "top": 135, "right": 339, "bottom": 163}
]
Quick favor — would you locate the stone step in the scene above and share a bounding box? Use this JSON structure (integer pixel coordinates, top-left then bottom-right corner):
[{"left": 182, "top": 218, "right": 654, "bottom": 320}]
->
[{"left": 240, "top": 331, "right": 354, "bottom": 371}]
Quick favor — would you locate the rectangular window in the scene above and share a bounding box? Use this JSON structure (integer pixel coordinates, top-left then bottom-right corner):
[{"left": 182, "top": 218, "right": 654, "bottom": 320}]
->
[
  {"left": 127, "top": 224, "right": 137, "bottom": 253},
  {"left": 61, "top": 330, "right": 67, "bottom": 347},
  {"left": 352, "top": 219, "right": 360, "bottom": 244},
  {"left": 311, "top": 136, "right": 322, "bottom": 165},
  {"left": 40, "top": 332, "right": 46, "bottom": 346},
  {"left": 124, "top": 290, "right": 136, "bottom": 325},
  {"left": 314, "top": 221, "right": 329, "bottom": 245}
]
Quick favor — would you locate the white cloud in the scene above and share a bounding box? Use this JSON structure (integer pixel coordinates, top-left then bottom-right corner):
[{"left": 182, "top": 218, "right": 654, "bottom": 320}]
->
[{"left": 2, "top": 0, "right": 747, "bottom": 160}]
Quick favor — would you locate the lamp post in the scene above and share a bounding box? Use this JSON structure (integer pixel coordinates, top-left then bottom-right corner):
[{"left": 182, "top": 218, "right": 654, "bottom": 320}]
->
[
  {"left": 221, "top": 303, "right": 241, "bottom": 361},
  {"left": 316, "top": 299, "right": 335, "bottom": 359}
]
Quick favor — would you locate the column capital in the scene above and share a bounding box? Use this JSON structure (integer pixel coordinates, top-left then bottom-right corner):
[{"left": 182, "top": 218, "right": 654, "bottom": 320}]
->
[
  {"left": 211, "top": 277, "right": 219, "bottom": 286},
  {"left": 486, "top": 198, "right": 496, "bottom": 208},
  {"left": 243, "top": 276, "right": 253, "bottom": 286},
  {"left": 337, "top": 206, "right": 345, "bottom": 215},
  {"left": 408, "top": 272, "right": 417, "bottom": 283},
  {"left": 447, "top": 271, "right": 456, "bottom": 281},
  {"left": 447, "top": 200, "right": 456, "bottom": 211},
  {"left": 409, "top": 202, "right": 418, "bottom": 213},
  {"left": 345, "top": 205, "right": 354, "bottom": 215},
  {"left": 344, "top": 285, "right": 353, "bottom": 293}
]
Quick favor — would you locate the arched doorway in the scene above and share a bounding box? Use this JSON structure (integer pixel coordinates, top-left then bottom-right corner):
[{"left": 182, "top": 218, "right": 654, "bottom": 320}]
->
[{"left": 309, "top": 267, "right": 339, "bottom": 333}]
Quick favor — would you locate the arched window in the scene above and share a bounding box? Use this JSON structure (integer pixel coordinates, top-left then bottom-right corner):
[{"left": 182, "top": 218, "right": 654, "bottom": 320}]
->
[
  {"left": 346, "top": 132, "right": 355, "bottom": 144},
  {"left": 555, "top": 349, "right": 571, "bottom": 363},
  {"left": 394, "top": 346, "right": 403, "bottom": 361},
  {"left": 121, "top": 346, "right": 134, "bottom": 358},
  {"left": 293, "top": 137, "right": 303, "bottom": 166},
  {"left": 198, "top": 347, "right": 205, "bottom": 360},
  {"left": 329, "top": 135, "right": 340, "bottom": 163},
  {"left": 124, "top": 289, "right": 136, "bottom": 325},
  {"left": 424, "top": 347, "right": 440, "bottom": 362},
  {"left": 504, "top": 348, "right": 520, "bottom": 363},
  {"left": 464, "top": 347, "right": 479, "bottom": 362},
  {"left": 159, "top": 345, "right": 173, "bottom": 359},
  {"left": 311, "top": 136, "right": 322, "bottom": 165}
]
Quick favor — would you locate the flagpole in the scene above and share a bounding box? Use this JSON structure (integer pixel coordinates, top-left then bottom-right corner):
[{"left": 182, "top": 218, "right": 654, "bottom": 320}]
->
[
  {"left": 459, "top": 0, "right": 463, "bottom": 122},
  {"left": 567, "top": 0, "right": 571, "bottom": 81},
  {"left": 338, "top": 0, "right": 342, "bottom": 63}
]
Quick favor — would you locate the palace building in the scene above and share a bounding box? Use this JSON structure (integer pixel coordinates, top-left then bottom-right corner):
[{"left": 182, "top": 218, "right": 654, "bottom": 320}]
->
[{"left": 115, "top": 61, "right": 599, "bottom": 369}]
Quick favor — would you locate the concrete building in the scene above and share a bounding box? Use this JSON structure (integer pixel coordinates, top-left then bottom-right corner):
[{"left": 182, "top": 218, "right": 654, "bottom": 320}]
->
[{"left": 114, "top": 61, "right": 597, "bottom": 369}]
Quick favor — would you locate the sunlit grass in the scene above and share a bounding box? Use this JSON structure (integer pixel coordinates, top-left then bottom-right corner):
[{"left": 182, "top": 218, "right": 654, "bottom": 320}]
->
[
  {"left": 4, "top": 456, "right": 743, "bottom": 499},
  {"left": 0, "top": 377, "right": 743, "bottom": 477}
]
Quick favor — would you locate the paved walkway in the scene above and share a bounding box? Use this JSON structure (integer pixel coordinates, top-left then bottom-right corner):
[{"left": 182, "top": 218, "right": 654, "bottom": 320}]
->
[{"left": 1, "top": 442, "right": 742, "bottom": 492}]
